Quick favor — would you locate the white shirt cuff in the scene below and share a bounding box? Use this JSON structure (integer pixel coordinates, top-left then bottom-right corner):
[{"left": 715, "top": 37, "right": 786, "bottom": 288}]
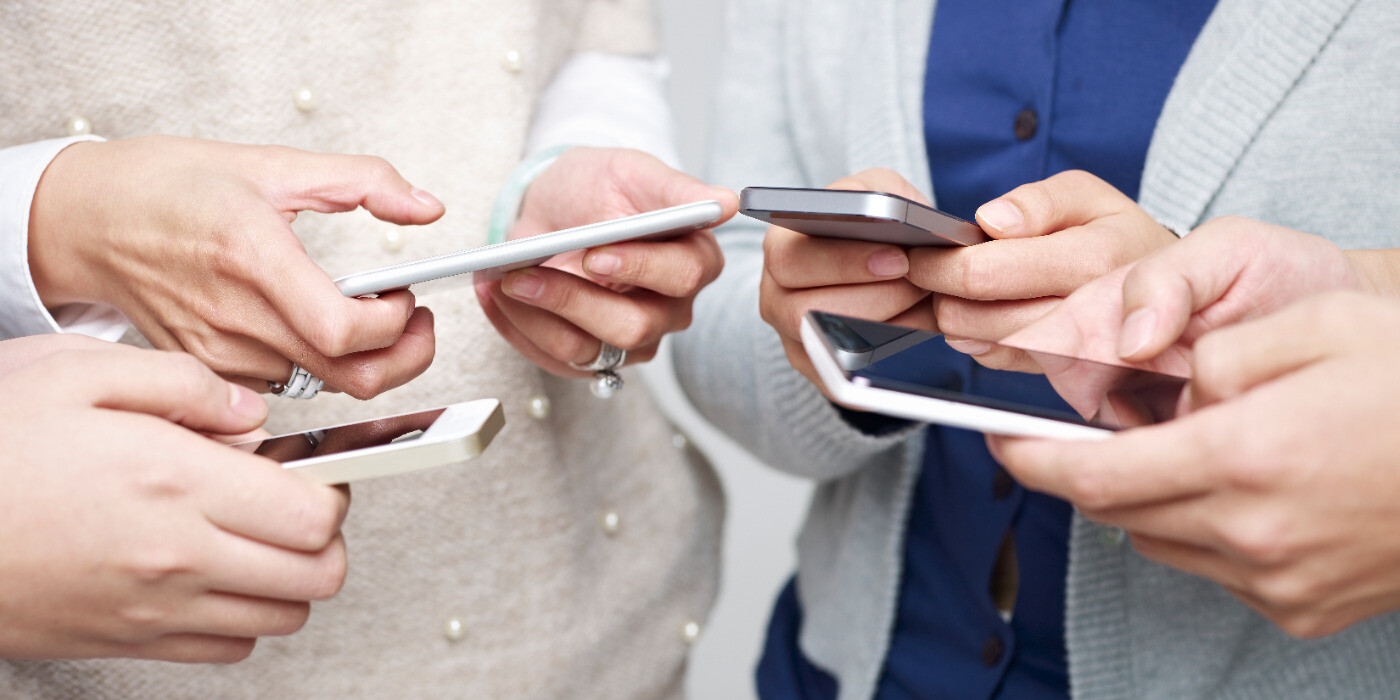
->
[
  {"left": 525, "top": 52, "right": 682, "bottom": 169},
  {"left": 0, "top": 136, "right": 129, "bottom": 341}
]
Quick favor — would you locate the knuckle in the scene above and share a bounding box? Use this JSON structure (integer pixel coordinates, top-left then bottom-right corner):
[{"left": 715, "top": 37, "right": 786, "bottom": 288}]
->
[
  {"left": 298, "top": 493, "right": 347, "bottom": 549},
  {"left": 629, "top": 344, "right": 659, "bottom": 364},
  {"left": 1278, "top": 614, "right": 1343, "bottom": 640},
  {"left": 305, "top": 312, "right": 354, "bottom": 358},
  {"left": 129, "top": 460, "right": 194, "bottom": 502},
  {"left": 269, "top": 603, "right": 313, "bottom": 636},
  {"left": 669, "top": 259, "right": 708, "bottom": 296},
  {"left": 1220, "top": 514, "right": 1293, "bottom": 565},
  {"left": 1064, "top": 468, "right": 1116, "bottom": 511},
  {"left": 610, "top": 310, "right": 655, "bottom": 350},
  {"left": 116, "top": 604, "right": 167, "bottom": 639},
  {"left": 309, "top": 540, "right": 349, "bottom": 601},
  {"left": 550, "top": 331, "right": 596, "bottom": 366},
  {"left": 123, "top": 545, "right": 193, "bottom": 587},
  {"left": 763, "top": 236, "right": 799, "bottom": 283},
  {"left": 213, "top": 639, "right": 258, "bottom": 664},
  {"left": 359, "top": 155, "right": 400, "bottom": 182},
  {"left": 1251, "top": 570, "right": 1319, "bottom": 611},
  {"left": 956, "top": 253, "right": 1001, "bottom": 300}
]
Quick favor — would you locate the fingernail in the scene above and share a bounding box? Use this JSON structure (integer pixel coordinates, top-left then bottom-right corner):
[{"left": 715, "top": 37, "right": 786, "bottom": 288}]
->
[
  {"left": 977, "top": 200, "right": 1023, "bottom": 233},
  {"left": 587, "top": 252, "right": 622, "bottom": 277},
  {"left": 1117, "top": 308, "right": 1157, "bottom": 359},
  {"left": 946, "top": 338, "right": 993, "bottom": 356},
  {"left": 411, "top": 188, "right": 442, "bottom": 208},
  {"left": 867, "top": 249, "right": 909, "bottom": 277},
  {"left": 229, "top": 383, "right": 266, "bottom": 419},
  {"left": 503, "top": 271, "right": 544, "bottom": 300}
]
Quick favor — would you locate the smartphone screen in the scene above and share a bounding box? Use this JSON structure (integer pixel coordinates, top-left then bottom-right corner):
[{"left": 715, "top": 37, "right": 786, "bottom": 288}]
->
[
  {"left": 233, "top": 407, "right": 446, "bottom": 463},
  {"left": 810, "top": 311, "right": 1187, "bottom": 430}
]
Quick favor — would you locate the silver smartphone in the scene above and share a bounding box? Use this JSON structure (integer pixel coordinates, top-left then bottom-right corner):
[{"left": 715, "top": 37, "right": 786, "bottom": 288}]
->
[
  {"left": 335, "top": 200, "right": 724, "bottom": 297},
  {"left": 801, "top": 311, "right": 1187, "bottom": 440},
  {"left": 232, "top": 399, "right": 505, "bottom": 484},
  {"left": 740, "top": 187, "right": 989, "bottom": 247}
]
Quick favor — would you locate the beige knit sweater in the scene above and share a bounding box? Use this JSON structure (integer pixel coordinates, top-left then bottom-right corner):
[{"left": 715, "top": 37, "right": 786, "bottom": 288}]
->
[{"left": 0, "top": 1, "right": 722, "bottom": 697}]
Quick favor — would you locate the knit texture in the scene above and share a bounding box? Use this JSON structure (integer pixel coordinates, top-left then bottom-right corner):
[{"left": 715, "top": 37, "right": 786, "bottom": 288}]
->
[
  {"left": 0, "top": 1, "right": 720, "bottom": 698},
  {"left": 675, "top": 0, "right": 1400, "bottom": 697}
]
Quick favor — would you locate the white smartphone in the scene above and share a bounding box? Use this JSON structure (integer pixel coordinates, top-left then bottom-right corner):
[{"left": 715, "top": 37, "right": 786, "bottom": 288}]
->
[
  {"left": 232, "top": 399, "right": 505, "bottom": 484},
  {"left": 335, "top": 200, "right": 724, "bottom": 297},
  {"left": 800, "top": 311, "right": 1187, "bottom": 440},
  {"left": 740, "top": 187, "right": 989, "bottom": 247}
]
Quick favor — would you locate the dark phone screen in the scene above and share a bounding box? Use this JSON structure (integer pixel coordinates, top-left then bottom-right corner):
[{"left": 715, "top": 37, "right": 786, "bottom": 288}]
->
[
  {"left": 811, "top": 311, "right": 1186, "bottom": 429},
  {"left": 232, "top": 408, "right": 446, "bottom": 463}
]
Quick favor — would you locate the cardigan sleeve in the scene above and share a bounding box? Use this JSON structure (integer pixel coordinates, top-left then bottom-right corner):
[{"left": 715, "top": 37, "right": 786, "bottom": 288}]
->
[{"left": 670, "top": 0, "right": 917, "bottom": 483}]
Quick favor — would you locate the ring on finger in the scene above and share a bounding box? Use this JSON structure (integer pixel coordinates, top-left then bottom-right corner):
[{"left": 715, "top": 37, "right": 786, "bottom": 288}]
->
[
  {"left": 568, "top": 342, "right": 626, "bottom": 399},
  {"left": 268, "top": 364, "right": 324, "bottom": 400},
  {"left": 568, "top": 342, "right": 626, "bottom": 372}
]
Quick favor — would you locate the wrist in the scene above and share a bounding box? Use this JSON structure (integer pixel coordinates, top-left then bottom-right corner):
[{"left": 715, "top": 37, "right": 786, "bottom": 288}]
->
[
  {"left": 29, "top": 140, "right": 103, "bottom": 307},
  {"left": 486, "top": 144, "right": 575, "bottom": 245}
]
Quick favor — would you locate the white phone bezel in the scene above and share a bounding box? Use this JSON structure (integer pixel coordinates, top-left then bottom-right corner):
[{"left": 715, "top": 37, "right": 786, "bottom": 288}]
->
[
  {"left": 334, "top": 200, "right": 724, "bottom": 298},
  {"left": 244, "top": 399, "right": 506, "bottom": 484},
  {"left": 799, "top": 315, "right": 1111, "bottom": 440}
]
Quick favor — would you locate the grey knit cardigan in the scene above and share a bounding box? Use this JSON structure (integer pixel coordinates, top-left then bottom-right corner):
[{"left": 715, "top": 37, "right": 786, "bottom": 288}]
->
[{"left": 674, "top": 0, "right": 1400, "bottom": 697}]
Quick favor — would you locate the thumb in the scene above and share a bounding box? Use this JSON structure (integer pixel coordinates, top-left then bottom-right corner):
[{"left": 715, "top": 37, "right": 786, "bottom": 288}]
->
[
  {"left": 262, "top": 148, "right": 446, "bottom": 226},
  {"left": 974, "top": 170, "right": 1137, "bottom": 240},
  {"left": 39, "top": 349, "right": 268, "bottom": 435}
]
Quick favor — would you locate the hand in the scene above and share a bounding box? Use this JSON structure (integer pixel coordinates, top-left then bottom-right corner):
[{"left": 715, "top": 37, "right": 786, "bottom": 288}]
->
[
  {"left": 909, "top": 170, "right": 1177, "bottom": 369},
  {"left": 758, "top": 169, "right": 935, "bottom": 393},
  {"left": 990, "top": 292, "right": 1400, "bottom": 638},
  {"left": 475, "top": 147, "right": 736, "bottom": 376},
  {"left": 999, "top": 217, "right": 1370, "bottom": 416},
  {"left": 28, "top": 136, "right": 445, "bottom": 399},
  {"left": 0, "top": 336, "right": 350, "bottom": 662}
]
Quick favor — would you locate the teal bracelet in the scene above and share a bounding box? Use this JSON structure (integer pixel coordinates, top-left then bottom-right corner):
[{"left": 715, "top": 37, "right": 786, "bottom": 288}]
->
[{"left": 486, "top": 144, "right": 576, "bottom": 245}]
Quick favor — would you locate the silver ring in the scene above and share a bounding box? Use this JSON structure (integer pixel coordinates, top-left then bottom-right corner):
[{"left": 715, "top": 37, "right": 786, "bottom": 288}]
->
[
  {"left": 568, "top": 342, "right": 626, "bottom": 372},
  {"left": 269, "top": 365, "right": 323, "bottom": 400}
]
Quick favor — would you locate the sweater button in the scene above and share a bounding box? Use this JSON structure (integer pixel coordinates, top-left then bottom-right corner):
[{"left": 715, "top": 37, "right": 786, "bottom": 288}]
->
[
  {"left": 1099, "top": 526, "right": 1127, "bottom": 547},
  {"left": 503, "top": 48, "right": 524, "bottom": 73},
  {"left": 1013, "top": 108, "right": 1039, "bottom": 141},
  {"left": 982, "top": 634, "right": 1005, "bottom": 667},
  {"left": 65, "top": 115, "right": 93, "bottom": 136},
  {"left": 294, "top": 87, "right": 318, "bottom": 113}
]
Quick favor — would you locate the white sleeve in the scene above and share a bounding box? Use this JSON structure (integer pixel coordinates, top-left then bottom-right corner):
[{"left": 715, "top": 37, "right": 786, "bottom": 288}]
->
[
  {"left": 524, "top": 52, "right": 682, "bottom": 170},
  {"left": 0, "top": 136, "right": 129, "bottom": 341}
]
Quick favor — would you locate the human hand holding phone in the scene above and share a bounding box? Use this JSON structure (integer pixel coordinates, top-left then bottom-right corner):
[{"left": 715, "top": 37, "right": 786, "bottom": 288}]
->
[
  {"left": 991, "top": 217, "right": 1373, "bottom": 415},
  {"left": 991, "top": 291, "right": 1400, "bottom": 639},
  {"left": 757, "top": 169, "right": 938, "bottom": 395},
  {"left": 28, "top": 136, "right": 443, "bottom": 399},
  {"left": 906, "top": 170, "right": 1178, "bottom": 370},
  {"left": 0, "top": 336, "right": 349, "bottom": 662},
  {"left": 476, "top": 147, "right": 737, "bottom": 376}
]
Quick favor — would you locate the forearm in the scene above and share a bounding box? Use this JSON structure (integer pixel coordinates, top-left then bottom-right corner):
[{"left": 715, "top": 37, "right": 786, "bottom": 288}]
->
[{"left": 0, "top": 136, "right": 127, "bottom": 341}]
